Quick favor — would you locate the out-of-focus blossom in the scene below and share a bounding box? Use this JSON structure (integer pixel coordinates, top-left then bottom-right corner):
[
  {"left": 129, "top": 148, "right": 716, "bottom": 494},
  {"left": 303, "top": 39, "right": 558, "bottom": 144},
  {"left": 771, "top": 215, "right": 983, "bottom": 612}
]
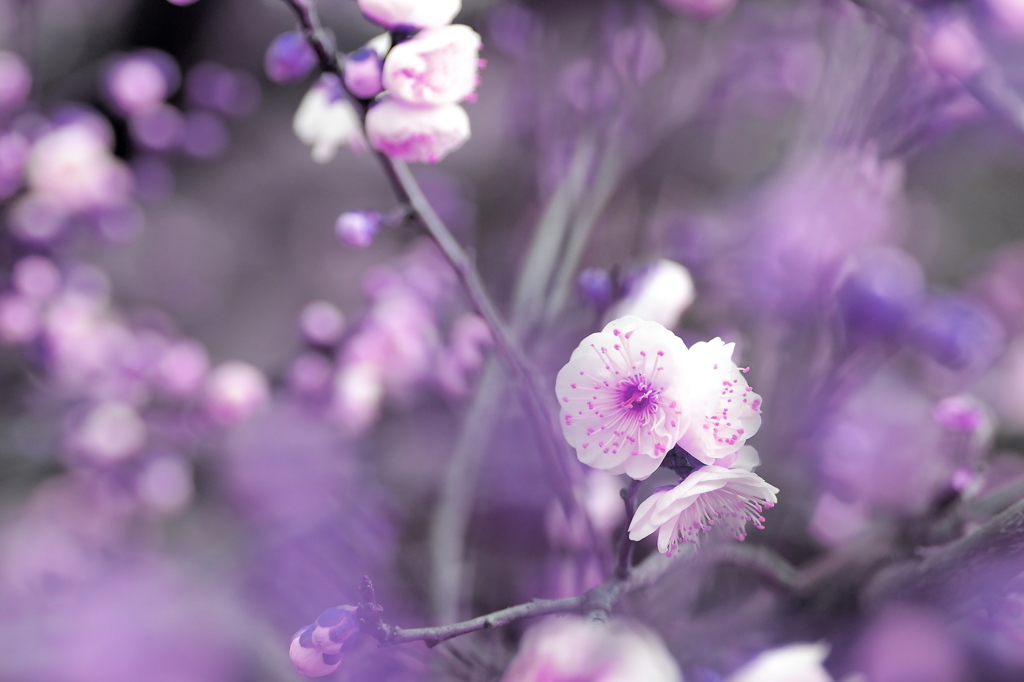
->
[
  {"left": 8, "top": 195, "right": 67, "bottom": 242},
  {"left": 293, "top": 75, "right": 367, "bottom": 163},
  {"left": 382, "top": 25, "right": 482, "bottom": 106},
  {"left": 265, "top": 32, "right": 318, "bottom": 84},
  {"left": 156, "top": 339, "right": 210, "bottom": 397},
  {"left": 0, "top": 131, "right": 29, "bottom": 199},
  {"left": 136, "top": 456, "right": 194, "bottom": 515},
  {"left": 181, "top": 110, "right": 229, "bottom": 159},
  {"left": 629, "top": 464, "right": 778, "bottom": 554},
  {"left": 835, "top": 247, "right": 925, "bottom": 342},
  {"left": 70, "top": 401, "right": 148, "bottom": 463},
  {"left": 288, "top": 352, "right": 336, "bottom": 399},
  {"left": 185, "top": 61, "right": 261, "bottom": 117},
  {"left": 0, "top": 295, "right": 41, "bottom": 344},
  {"left": 921, "top": 14, "right": 985, "bottom": 79},
  {"left": 357, "top": 0, "right": 461, "bottom": 30},
  {"left": 660, "top": 0, "right": 736, "bottom": 19},
  {"left": 726, "top": 642, "right": 834, "bottom": 682},
  {"left": 560, "top": 58, "right": 618, "bottom": 114},
  {"left": 853, "top": 606, "right": 964, "bottom": 682},
  {"left": 985, "top": 0, "right": 1024, "bottom": 35},
  {"left": 335, "top": 210, "right": 381, "bottom": 248},
  {"left": 607, "top": 259, "right": 695, "bottom": 330},
  {"left": 676, "top": 338, "right": 762, "bottom": 465},
  {"left": 129, "top": 103, "right": 185, "bottom": 152},
  {"left": 25, "top": 122, "right": 133, "bottom": 212},
  {"left": 979, "top": 336, "right": 1024, "bottom": 433},
  {"left": 300, "top": 300, "right": 346, "bottom": 346},
  {"left": 0, "top": 51, "right": 31, "bottom": 109},
  {"left": 332, "top": 360, "right": 385, "bottom": 434},
  {"left": 203, "top": 361, "right": 270, "bottom": 424},
  {"left": 344, "top": 47, "right": 385, "bottom": 100},
  {"left": 556, "top": 316, "right": 690, "bottom": 480},
  {"left": 910, "top": 293, "right": 1006, "bottom": 375},
  {"left": 435, "top": 312, "right": 492, "bottom": 396},
  {"left": 577, "top": 268, "right": 613, "bottom": 309},
  {"left": 365, "top": 98, "right": 470, "bottom": 163},
  {"left": 103, "top": 51, "right": 179, "bottom": 115},
  {"left": 12, "top": 256, "right": 62, "bottom": 300},
  {"left": 502, "top": 616, "right": 682, "bottom": 682}
]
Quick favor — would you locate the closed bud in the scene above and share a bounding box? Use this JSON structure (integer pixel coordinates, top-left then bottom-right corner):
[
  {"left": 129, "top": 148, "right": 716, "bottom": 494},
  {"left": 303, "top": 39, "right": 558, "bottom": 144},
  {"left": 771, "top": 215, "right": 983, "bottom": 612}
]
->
[
  {"left": 265, "top": 32, "right": 318, "bottom": 84},
  {"left": 335, "top": 211, "right": 380, "bottom": 249},
  {"left": 344, "top": 48, "right": 384, "bottom": 100}
]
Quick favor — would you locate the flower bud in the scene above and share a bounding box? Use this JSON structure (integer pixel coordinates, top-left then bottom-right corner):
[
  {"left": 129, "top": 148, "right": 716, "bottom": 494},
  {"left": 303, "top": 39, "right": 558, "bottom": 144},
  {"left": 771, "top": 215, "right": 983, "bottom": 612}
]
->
[
  {"left": 289, "top": 625, "right": 343, "bottom": 677},
  {"left": 300, "top": 300, "right": 346, "bottom": 345},
  {"left": 357, "top": 0, "right": 461, "bottom": 29},
  {"left": 335, "top": 211, "right": 380, "bottom": 249},
  {"left": 344, "top": 48, "right": 384, "bottom": 100},
  {"left": 311, "top": 605, "right": 360, "bottom": 655},
  {"left": 365, "top": 99, "right": 470, "bottom": 163},
  {"left": 576, "top": 268, "right": 613, "bottom": 309},
  {"left": 921, "top": 15, "right": 985, "bottom": 79},
  {"left": 265, "top": 32, "right": 318, "bottom": 84},
  {"left": 203, "top": 361, "right": 270, "bottom": 424},
  {"left": 382, "top": 25, "right": 482, "bottom": 106},
  {"left": 835, "top": 247, "right": 925, "bottom": 341}
]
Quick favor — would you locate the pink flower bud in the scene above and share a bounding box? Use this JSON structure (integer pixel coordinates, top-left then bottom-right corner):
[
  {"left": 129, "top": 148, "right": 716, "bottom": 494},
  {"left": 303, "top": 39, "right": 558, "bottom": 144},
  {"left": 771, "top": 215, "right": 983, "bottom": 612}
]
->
[
  {"left": 357, "top": 0, "right": 461, "bottom": 29},
  {"left": 300, "top": 300, "right": 346, "bottom": 345},
  {"left": 382, "top": 25, "right": 482, "bottom": 106},
  {"left": 264, "top": 32, "right": 318, "bottom": 84},
  {"left": 335, "top": 211, "right": 380, "bottom": 248},
  {"left": 365, "top": 99, "right": 470, "bottom": 163},
  {"left": 289, "top": 625, "right": 343, "bottom": 677},
  {"left": 310, "top": 605, "right": 359, "bottom": 655},
  {"left": 344, "top": 48, "right": 384, "bottom": 100}
]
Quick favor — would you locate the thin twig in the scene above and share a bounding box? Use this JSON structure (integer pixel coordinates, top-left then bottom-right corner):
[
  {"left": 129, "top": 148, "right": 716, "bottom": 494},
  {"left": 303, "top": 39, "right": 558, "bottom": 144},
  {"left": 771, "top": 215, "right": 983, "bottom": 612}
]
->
[{"left": 615, "top": 480, "right": 642, "bottom": 580}]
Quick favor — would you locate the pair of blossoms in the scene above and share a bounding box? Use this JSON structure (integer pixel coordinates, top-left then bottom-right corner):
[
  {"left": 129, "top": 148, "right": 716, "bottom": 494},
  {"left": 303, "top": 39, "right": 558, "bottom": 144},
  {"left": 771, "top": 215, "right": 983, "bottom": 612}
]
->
[
  {"left": 556, "top": 316, "right": 779, "bottom": 555},
  {"left": 294, "top": 0, "right": 481, "bottom": 164}
]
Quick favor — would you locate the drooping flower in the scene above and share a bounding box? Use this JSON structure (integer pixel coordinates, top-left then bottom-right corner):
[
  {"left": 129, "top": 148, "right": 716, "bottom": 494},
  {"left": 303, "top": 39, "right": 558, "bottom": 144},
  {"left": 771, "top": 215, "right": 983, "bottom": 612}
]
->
[
  {"left": 357, "top": 0, "right": 461, "bottom": 30},
  {"left": 382, "top": 25, "right": 482, "bottom": 106},
  {"left": 628, "top": 464, "right": 778, "bottom": 554},
  {"left": 502, "top": 616, "right": 682, "bottom": 682},
  {"left": 365, "top": 98, "right": 470, "bottom": 163},
  {"left": 675, "top": 337, "right": 762, "bottom": 465},
  {"left": 555, "top": 316, "right": 690, "bottom": 480}
]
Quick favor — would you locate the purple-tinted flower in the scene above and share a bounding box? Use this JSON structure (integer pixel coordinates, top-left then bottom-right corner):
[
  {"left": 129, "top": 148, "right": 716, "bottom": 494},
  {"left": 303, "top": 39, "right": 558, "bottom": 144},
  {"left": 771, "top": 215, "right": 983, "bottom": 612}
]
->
[
  {"left": 129, "top": 103, "right": 185, "bottom": 152},
  {"left": 344, "top": 47, "right": 385, "bottom": 100},
  {"left": 358, "top": 0, "right": 461, "bottom": 30},
  {"left": 835, "top": 247, "right": 925, "bottom": 341},
  {"left": 300, "top": 300, "right": 346, "bottom": 346},
  {"left": 628, "top": 464, "right": 778, "bottom": 554},
  {"left": 69, "top": 401, "right": 148, "bottom": 463},
  {"left": 335, "top": 211, "right": 381, "bottom": 249},
  {"left": 12, "top": 256, "right": 62, "bottom": 300},
  {"left": 556, "top": 316, "right": 690, "bottom": 480},
  {"left": 382, "top": 25, "right": 482, "bottom": 106},
  {"left": 155, "top": 339, "right": 210, "bottom": 397},
  {"left": 910, "top": 293, "right": 1006, "bottom": 373},
  {"left": 181, "top": 110, "right": 229, "bottom": 159},
  {"left": 365, "top": 98, "right": 470, "bottom": 163},
  {"left": 135, "top": 456, "right": 194, "bottom": 515},
  {"left": 920, "top": 14, "right": 985, "bottom": 79},
  {"left": 577, "top": 268, "right": 613, "bottom": 309},
  {"left": 103, "top": 51, "right": 180, "bottom": 115},
  {"left": 0, "top": 50, "right": 31, "bottom": 109},
  {"left": 676, "top": 338, "right": 762, "bottom": 466},
  {"left": 607, "top": 259, "right": 695, "bottom": 330},
  {"left": 265, "top": 32, "right": 318, "bottom": 84},
  {"left": 0, "top": 294, "right": 41, "bottom": 344},
  {"left": 289, "top": 626, "right": 344, "bottom": 677},
  {"left": 502, "top": 616, "right": 683, "bottom": 682},
  {"left": 203, "top": 361, "right": 270, "bottom": 424}
]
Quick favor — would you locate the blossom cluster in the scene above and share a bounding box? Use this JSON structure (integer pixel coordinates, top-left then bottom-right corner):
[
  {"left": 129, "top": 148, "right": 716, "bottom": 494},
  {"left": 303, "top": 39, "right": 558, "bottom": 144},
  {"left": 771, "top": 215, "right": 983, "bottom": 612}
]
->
[
  {"left": 287, "top": 0, "right": 482, "bottom": 164},
  {"left": 556, "top": 316, "right": 778, "bottom": 552}
]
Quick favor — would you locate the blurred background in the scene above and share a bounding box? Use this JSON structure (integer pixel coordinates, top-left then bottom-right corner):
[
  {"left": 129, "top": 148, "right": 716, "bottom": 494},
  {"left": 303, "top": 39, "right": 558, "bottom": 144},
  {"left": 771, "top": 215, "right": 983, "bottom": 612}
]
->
[{"left": 2, "top": 0, "right": 1024, "bottom": 680}]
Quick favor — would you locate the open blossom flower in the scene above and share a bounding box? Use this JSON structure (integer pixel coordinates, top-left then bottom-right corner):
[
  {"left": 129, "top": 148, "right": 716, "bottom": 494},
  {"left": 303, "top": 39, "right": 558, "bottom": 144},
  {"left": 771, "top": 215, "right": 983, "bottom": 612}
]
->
[
  {"left": 357, "top": 0, "right": 461, "bottom": 29},
  {"left": 676, "top": 338, "right": 762, "bottom": 465},
  {"left": 628, "top": 464, "right": 778, "bottom": 554},
  {"left": 365, "top": 98, "right": 470, "bottom": 163},
  {"left": 383, "top": 25, "right": 482, "bottom": 106},
  {"left": 556, "top": 316, "right": 690, "bottom": 480},
  {"left": 502, "top": 616, "right": 682, "bottom": 682}
]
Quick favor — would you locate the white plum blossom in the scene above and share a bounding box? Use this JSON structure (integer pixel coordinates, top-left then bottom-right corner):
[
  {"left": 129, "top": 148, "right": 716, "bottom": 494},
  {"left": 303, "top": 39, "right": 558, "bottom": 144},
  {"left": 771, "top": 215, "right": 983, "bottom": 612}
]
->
[
  {"left": 292, "top": 76, "right": 367, "bottom": 163},
  {"left": 382, "top": 25, "right": 483, "bottom": 106},
  {"left": 25, "top": 123, "right": 133, "bottom": 212},
  {"left": 726, "top": 643, "right": 835, "bottom": 682},
  {"left": 501, "top": 616, "right": 682, "bottom": 682},
  {"left": 676, "top": 337, "right": 762, "bottom": 465},
  {"left": 556, "top": 316, "right": 690, "bottom": 480},
  {"left": 203, "top": 361, "right": 270, "bottom": 424},
  {"left": 357, "top": 0, "right": 461, "bottom": 30},
  {"left": 628, "top": 464, "right": 778, "bottom": 555},
  {"left": 365, "top": 98, "right": 470, "bottom": 163}
]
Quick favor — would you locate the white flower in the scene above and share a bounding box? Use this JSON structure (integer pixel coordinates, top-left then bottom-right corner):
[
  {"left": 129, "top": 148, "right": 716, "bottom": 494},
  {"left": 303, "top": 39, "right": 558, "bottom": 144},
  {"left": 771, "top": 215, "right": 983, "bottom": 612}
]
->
[
  {"left": 555, "top": 316, "right": 690, "bottom": 480},
  {"left": 606, "top": 259, "right": 695, "bottom": 329},
  {"left": 357, "top": 0, "right": 461, "bottom": 29},
  {"left": 292, "top": 77, "right": 367, "bottom": 163},
  {"left": 726, "top": 643, "right": 834, "bottom": 682},
  {"left": 628, "top": 464, "right": 778, "bottom": 554},
  {"left": 25, "top": 123, "right": 133, "bottom": 211},
  {"left": 502, "top": 616, "right": 682, "bottom": 682},
  {"left": 203, "top": 361, "right": 270, "bottom": 424},
  {"left": 365, "top": 98, "right": 470, "bottom": 163},
  {"left": 676, "top": 337, "right": 762, "bottom": 465},
  {"left": 383, "top": 25, "right": 482, "bottom": 106}
]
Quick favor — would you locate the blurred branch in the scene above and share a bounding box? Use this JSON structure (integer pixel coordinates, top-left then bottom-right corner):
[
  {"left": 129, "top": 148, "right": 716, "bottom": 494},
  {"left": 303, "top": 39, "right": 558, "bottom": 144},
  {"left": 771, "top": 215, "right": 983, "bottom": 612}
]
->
[
  {"left": 370, "top": 552, "right": 673, "bottom": 648},
  {"left": 848, "top": 0, "right": 1024, "bottom": 144}
]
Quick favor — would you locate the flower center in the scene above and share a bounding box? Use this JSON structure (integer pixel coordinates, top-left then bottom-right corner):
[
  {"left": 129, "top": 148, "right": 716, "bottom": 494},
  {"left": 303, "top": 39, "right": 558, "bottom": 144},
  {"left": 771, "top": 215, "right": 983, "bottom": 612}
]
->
[{"left": 618, "top": 374, "right": 659, "bottom": 414}]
